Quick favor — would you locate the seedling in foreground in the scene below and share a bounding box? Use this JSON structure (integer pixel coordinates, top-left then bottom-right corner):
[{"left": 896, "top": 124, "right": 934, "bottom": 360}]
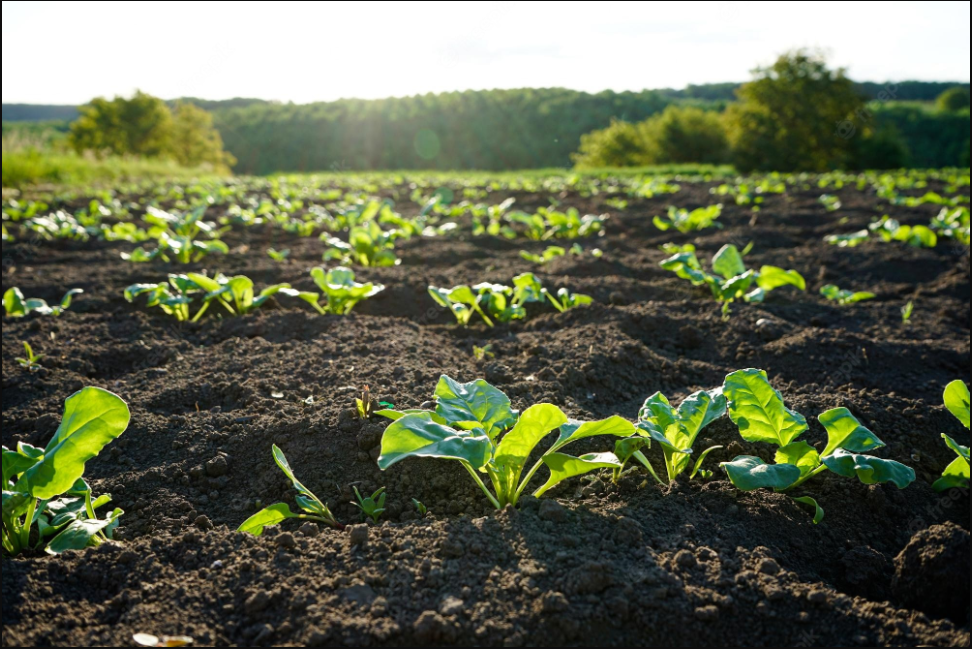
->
[
  {"left": 376, "top": 376, "right": 636, "bottom": 509},
  {"left": 430, "top": 273, "right": 590, "bottom": 327},
  {"left": 719, "top": 369, "right": 916, "bottom": 524},
  {"left": 412, "top": 499, "right": 428, "bottom": 517},
  {"left": 820, "top": 284, "right": 875, "bottom": 305},
  {"left": 934, "top": 381, "right": 970, "bottom": 492},
  {"left": 473, "top": 345, "right": 495, "bottom": 361},
  {"left": 323, "top": 222, "right": 400, "bottom": 267},
  {"left": 356, "top": 386, "right": 374, "bottom": 420},
  {"left": 16, "top": 342, "right": 43, "bottom": 372},
  {"left": 637, "top": 389, "right": 727, "bottom": 484},
  {"left": 352, "top": 487, "right": 386, "bottom": 524},
  {"left": 2, "top": 387, "right": 130, "bottom": 557},
  {"left": 238, "top": 445, "right": 343, "bottom": 535},
  {"left": 4, "top": 287, "right": 83, "bottom": 318}
]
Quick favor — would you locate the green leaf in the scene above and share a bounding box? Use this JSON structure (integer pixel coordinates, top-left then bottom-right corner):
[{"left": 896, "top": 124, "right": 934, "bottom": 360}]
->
[
  {"left": 535, "top": 453, "right": 622, "bottom": 497},
  {"left": 724, "top": 369, "right": 808, "bottom": 447},
  {"left": 942, "top": 434, "right": 970, "bottom": 464},
  {"left": 690, "top": 446, "right": 724, "bottom": 479},
  {"left": 378, "top": 413, "right": 492, "bottom": 471},
  {"left": 554, "top": 416, "right": 636, "bottom": 448},
  {"left": 712, "top": 245, "right": 746, "bottom": 280},
  {"left": 933, "top": 434, "right": 970, "bottom": 492},
  {"left": 434, "top": 376, "right": 517, "bottom": 440},
  {"left": 775, "top": 441, "right": 821, "bottom": 477},
  {"left": 270, "top": 445, "right": 317, "bottom": 498},
  {"left": 375, "top": 409, "right": 447, "bottom": 425},
  {"left": 792, "top": 496, "right": 825, "bottom": 524},
  {"left": 4, "top": 287, "right": 27, "bottom": 317},
  {"left": 721, "top": 456, "right": 802, "bottom": 492},
  {"left": 15, "top": 388, "right": 131, "bottom": 500},
  {"left": 818, "top": 408, "right": 885, "bottom": 457},
  {"left": 821, "top": 449, "right": 916, "bottom": 489},
  {"left": 494, "top": 405, "right": 569, "bottom": 479},
  {"left": 2, "top": 490, "right": 32, "bottom": 521},
  {"left": 46, "top": 509, "right": 123, "bottom": 555},
  {"left": 614, "top": 437, "right": 649, "bottom": 465},
  {"left": 757, "top": 267, "right": 806, "bottom": 292},
  {"left": 59, "top": 288, "right": 84, "bottom": 310},
  {"left": 238, "top": 503, "right": 300, "bottom": 536},
  {"left": 677, "top": 389, "right": 727, "bottom": 440},
  {"left": 3, "top": 447, "right": 42, "bottom": 486},
  {"left": 943, "top": 380, "right": 970, "bottom": 429}
]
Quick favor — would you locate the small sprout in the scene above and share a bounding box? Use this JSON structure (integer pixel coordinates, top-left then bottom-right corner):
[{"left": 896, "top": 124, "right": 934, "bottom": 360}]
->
[
  {"left": 133, "top": 634, "right": 195, "bottom": 647},
  {"left": 267, "top": 248, "right": 291, "bottom": 262},
  {"left": 356, "top": 386, "right": 374, "bottom": 420},
  {"left": 16, "top": 341, "right": 44, "bottom": 372},
  {"left": 238, "top": 445, "right": 343, "bottom": 535},
  {"left": 352, "top": 487, "right": 387, "bottom": 524},
  {"left": 473, "top": 345, "right": 495, "bottom": 361},
  {"left": 412, "top": 499, "right": 428, "bottom": 517},
  {"left": 935, "top": 381, "right": 970, "bottom": 492},
  {"left": 824, "top": 230, "right": 869, "bottom": 247},
  {"left": 901, "top": 301, "right": 914, "bottom": 324},
  {"left": 821, "top": 284, "right": 876, "bottom": 305}
]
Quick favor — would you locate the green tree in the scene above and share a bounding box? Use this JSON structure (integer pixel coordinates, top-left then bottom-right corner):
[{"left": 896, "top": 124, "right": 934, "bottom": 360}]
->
[
  {"left": 641, "top": 105, "right": 729, "bottom": 164},
  {"left": 68, "top": 92, "right": 232, "bottom": 170},
  {"left": 69, "top": 91, "right": 173, "bottom": 158},
  {"left": 725, "top": 50, "right": 866, "bottom": 173},
  {"left": 572, "top": 119, "right": 652, "bottom": 169},
  {"left": 936, "top": 86, "right": 971, "bottom": 112},
  {"left": 171, "top": 102, "right": 236, "bottom": 169}
]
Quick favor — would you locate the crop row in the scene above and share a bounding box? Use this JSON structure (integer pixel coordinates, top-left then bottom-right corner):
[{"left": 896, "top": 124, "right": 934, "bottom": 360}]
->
[{"left": 5, "top": 373, "right": 968, "bottom": 558}]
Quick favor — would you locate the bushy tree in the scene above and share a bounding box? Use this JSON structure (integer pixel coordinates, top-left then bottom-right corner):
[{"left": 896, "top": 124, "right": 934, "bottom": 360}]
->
[
  {"left": 936, "top": 87, "right": 971, "bottom": 112},
  {"left": 572, "top": 119, "right": 652, "bottom": 169},
  {"left": 70, "top": 91, "right": 173, "bottom": 158},
  {"left": 171, "top": 102, "right": 236, "bottom": 169},
  {"left": 69, "top": 92, "right": 233, "bottom": 170},
  {"left": 725, "top": 50, "right": 866, "bottom": 173},
  {"left": 641, "top": 105, "right": 729, "bottom": 165}
]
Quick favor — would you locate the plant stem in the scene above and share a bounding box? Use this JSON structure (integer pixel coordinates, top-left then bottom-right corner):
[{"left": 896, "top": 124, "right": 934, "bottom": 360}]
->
[
  {"left": 462, "top": 462, "right": 501, "bottom": 510},
  {"left": 20, "top": 499, "right": 36, "bottom": 550},
  {"left": 786, "top": 464, "right": 830, "bottom": 491}
]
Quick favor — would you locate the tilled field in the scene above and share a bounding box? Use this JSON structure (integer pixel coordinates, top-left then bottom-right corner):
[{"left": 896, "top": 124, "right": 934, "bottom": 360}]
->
[{"left": 2, "top": 177, "right": 970, "bottom": 647}]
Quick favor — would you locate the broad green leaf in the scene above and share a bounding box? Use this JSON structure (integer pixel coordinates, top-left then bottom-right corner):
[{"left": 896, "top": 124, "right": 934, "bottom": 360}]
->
[
  {"left": 819, "top": 408, "right": 885, "bottom": 457},
  {"left": 494, "top": 404, "right": 569, "bottom": 473},
  {"left": 375, "top": 409, "right": 447, "bottom": 425},
  {"left": 942, "top": 434, "right": 970, "bottom": 464},
  {"left": 434, "top": 376, "right": 517, "bottom": 439},
  {"left": 792, "top": 496, "right": 825, "bottom": 524},
  {"left": 775, "top": 441, "right": 821, "bottom": 477},
  {"left": 2, "top": 490, "right": 32, "bottom": 520},
  {"left": 821, "top": 449, "right": 915, "bottom": 489},
  {"left": 712, "top": 245, "right": 746, "bottom": 280},
  {"left": 554, "top": 416, "right": 636, "bottom": 448},
  {"left": 717, "top": 271, "right": 756, "bottom": 301},
  {"left": 4, "top": 288, "right": 27, "bottom": 317},
  {"left": 677, "top": 389, "right": 727, "bottom": 440},
  {"left": 238, "top": 503, "right": 300, "bottom": 536},
  {"left": 378, "top": 413, "right": 492, "bottom": 471},
  {"left": 535, "top": 452, "right": 622, "bottom": 497},
  {"left": 637, "top": 393, "right": 687, "bottom": 454},
  {"left": 615, "top": 438, "right": 648, "bottom": 465},
  {"left": 933, "top": 434, "right": 971, "bottom": 492},
  {"left": 943, "top": 380, "right": 970, "bottom": 429},
  {"left": 16, "top": 388, "right": 131, "bottom": 500},
  {"left": 721, "top": 456, "right": 802, "bottom": 492},
  {"left": 932, "top": 457, "right": 970, "bottom": 492},
  {"left": 46, "top": 509, "right": 123, "bottom": 555},
  {"left": 3, "top": 447, "right": 41, "bottom": 486},
  {"left": 724, "top": 369, "right": 808, "bottom": 447},
  {"left": 757, "top": 267, "right": 806, "bottom": 292}
]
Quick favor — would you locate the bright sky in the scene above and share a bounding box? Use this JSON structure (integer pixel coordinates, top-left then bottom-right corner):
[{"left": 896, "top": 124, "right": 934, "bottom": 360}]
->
[{"left": 2, "top": 0, "right": 969, "bottom": 105}]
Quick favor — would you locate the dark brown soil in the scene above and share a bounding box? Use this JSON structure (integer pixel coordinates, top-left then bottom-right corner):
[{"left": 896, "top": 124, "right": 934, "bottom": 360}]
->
[{"left": 2, "top": 178, "right": 970, "bottom": 647}]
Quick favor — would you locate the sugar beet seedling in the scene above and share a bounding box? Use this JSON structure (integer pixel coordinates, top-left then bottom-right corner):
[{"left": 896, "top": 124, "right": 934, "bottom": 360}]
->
[{"left": 376, "top": 376, "right": 635, "bottom": 509}]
